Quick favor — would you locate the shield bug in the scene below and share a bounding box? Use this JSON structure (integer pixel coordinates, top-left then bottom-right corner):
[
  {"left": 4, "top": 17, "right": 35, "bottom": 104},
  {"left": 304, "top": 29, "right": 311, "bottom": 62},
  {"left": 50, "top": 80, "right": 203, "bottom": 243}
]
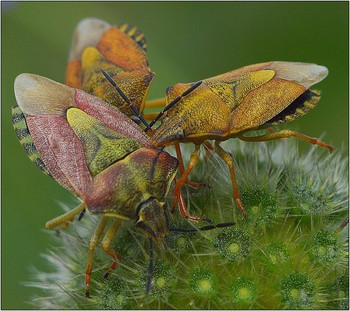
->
[
  {"left": 66, "top": 18, "right": 163, "bottom": 121},
  {"left": 149, "top": 61, "right": 334, "bottom": 218},
  {"left": 12, "top": 73, "right": 234, "bottom": 296}
]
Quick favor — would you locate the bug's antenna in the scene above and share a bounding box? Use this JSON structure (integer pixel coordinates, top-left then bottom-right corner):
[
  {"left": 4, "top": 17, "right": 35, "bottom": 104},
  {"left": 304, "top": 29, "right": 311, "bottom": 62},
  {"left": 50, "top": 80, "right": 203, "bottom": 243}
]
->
[
  {"left": 145, "top": 237, "right": 153, "bottom": 295},
  {"left": 78, "top": 208, "right": 86, "bottom": 221},
  {"left": 150, "top": 146, "right": 165, "bottom": 180},
  {"left": 147, "top": 81, "right": 202, "bottom": 130},
  {"left": 170, "top": 221, "right": 235, "bottom": 232},
  {"left": 100, "top": 69, "right": 151, "bottom": 131}
]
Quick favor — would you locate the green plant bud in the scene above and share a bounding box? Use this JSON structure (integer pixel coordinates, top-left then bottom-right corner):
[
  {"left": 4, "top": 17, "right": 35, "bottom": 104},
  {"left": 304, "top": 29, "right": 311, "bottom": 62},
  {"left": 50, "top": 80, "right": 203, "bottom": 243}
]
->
[
  {"left": 311, "top": 230, "right": 340, "bottom": 263},
  {"left": 280, "top": 271, "right": 315, "bottom": 309},
  {"left": 140, "top": 260, "right": 175, "bottom": 297},
  {"left": 97, "top": 278, "right": 133, "bottom": 310},
  {"left": 266, "top": 241, "right": 290, "bottom": 267},
  {"left": 164, "top": 220, "right": 195, "bottom": 252},
  {"left": 230, "top": 277, "right": 257, "bottom": 304},
  {"left": 240, "top": 189, "right": 277, "bottom": 229},
  {"left": 214, "top": 228, "right": 252, "bottom": 261},
  {"left": 189, "top": 268, "right": 218, "bottom": 298}
]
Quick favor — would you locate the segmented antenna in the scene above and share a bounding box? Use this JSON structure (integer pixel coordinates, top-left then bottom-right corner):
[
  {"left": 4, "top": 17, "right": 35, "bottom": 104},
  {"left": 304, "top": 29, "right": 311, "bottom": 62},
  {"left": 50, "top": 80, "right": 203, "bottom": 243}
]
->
[
  {"left": 170, "top": 221, "right": 235, "bottom": 232},
  {"left": 78, "top": 208, "right": 86, "bottom": 221},
  {"left": 100, "top": 69, "right": 151, "bottom": 130},
  {"left": 148, "top": 81, "right": 203, "bottom": 129}
]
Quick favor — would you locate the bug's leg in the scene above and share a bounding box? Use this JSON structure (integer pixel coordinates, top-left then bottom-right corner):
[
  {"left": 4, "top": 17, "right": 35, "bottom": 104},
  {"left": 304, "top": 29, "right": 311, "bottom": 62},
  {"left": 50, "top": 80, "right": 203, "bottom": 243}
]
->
[
  {"left": 175, "top": 143, "right": 207, "bottom": 189},
  {"left": 45, "top": 203, "right": 86, "bottom": 230},
  {"left": 172, "top": 144, "right": 201, "bottom": 212},
  {"left": 203, "top": 140, "right": 214, "bottom": 158},
  {"left": 175, "top": 186, "right": 208, "bottom": 222},
  {"left": 59, "top": 221, "right": 73, "bottom": 230},
  {"left": 172, "top": 181, "right": 214, "bottom": 223},
  {"left": 144, "top": 97, "right": 166, "bottom": 109},
  {"left": 85, "top": 216, "right": 109, "bottom": 298},
  {"left": 143, "top": 112, "right": 161, "bottom": 121},
  {"left": 175, "top": 143, "right": 186, "bottom": 175},
  {"left": 101, "top": 218, "right": 122, "bottom": 279},
  {"left": 171, "top": 176, "right": 180, "bottom": 214},
  {"left": 144, "top": 98, "right": 168, "bottom": 121},
  {"left": 143, "top": 98, "right": 166, "bottom": 121},
  {"left": 238, "top": 130, "right": 333, "bottom": 152},
  {"left": 173, "top": 144, "right": 201, "bottom": 196},
  {"left": 214, "top": 142, "right": 247, "bottom": 219}
]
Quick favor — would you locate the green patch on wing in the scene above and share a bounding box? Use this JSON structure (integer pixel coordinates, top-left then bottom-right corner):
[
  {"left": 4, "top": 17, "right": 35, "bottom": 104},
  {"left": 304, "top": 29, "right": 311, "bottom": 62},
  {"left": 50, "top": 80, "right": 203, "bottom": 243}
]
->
[{"left": 67, "top": 108, "right": 142, "bottom": 176}]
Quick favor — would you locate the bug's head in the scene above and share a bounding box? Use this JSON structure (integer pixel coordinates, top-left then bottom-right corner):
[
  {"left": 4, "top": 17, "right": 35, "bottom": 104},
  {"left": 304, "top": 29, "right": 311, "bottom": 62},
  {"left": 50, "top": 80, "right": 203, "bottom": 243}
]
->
[
  {"left": 151, "top": 116, "right": 186, "bottom": 147},
  {"left": 135, "top": 197, "right": 170, "bottom": 244}
]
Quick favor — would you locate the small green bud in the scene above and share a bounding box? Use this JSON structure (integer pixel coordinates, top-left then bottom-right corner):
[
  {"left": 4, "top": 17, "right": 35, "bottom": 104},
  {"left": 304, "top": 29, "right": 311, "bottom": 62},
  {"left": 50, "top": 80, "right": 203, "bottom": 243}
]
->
[
  {"left": 230, "top": 277, "right": 257, "bottom": 304},
  {"left": 214, "top": 228, "right": 251, "bottom": 261},
  {"left": 280, "top": 271, "right": 315, "bottom": 309},
  {"left": 189, "top": 268, "right": 217, "bottom": 297}
]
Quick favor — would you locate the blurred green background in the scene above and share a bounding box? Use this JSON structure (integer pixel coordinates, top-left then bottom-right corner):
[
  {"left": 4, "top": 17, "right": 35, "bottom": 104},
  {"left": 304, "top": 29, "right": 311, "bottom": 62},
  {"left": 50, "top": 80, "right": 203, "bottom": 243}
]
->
[{"left": 2, "top": 2, "right": 348, "bottom": 309}]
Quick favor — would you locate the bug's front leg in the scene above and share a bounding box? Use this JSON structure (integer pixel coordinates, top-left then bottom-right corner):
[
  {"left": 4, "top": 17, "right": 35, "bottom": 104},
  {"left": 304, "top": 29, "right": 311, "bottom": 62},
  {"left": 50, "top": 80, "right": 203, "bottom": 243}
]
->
[
  {"left": 85, "top": 216, "right": 109, "bottom": 298},
  {"left": 45, "top": 203, "right": 86, "bottom": 230},
  {"left": 171, "top": 176, "right": 210, "bottom": 223},
  {"left": 173, "top": 144, "right": 201, "bottom": 203},
  {"left": 101, "top": 218, "right": 122, "bottom": 279},
  {"left": 214, "top": 142, "right": 247, "bottom": 219},
  {"left": 175, "top": 143, "right": 207, "bottom": 189}
]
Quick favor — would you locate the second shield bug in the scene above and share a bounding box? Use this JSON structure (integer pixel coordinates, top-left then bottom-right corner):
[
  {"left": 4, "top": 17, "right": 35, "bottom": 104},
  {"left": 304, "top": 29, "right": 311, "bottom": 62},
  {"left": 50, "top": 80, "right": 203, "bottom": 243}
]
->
[{"left": 148, "top": 61, "right": 333, "bottom": 218}]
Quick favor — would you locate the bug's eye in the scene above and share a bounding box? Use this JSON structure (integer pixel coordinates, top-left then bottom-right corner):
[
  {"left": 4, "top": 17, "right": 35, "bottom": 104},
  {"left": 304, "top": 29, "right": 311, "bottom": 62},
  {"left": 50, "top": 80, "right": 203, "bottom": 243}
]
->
[
  {"left": 176, "top": 130, "right": 184, "bottom": 140},
  {"left": 161, "top": 117, "right": 168, "bottom": 123}
]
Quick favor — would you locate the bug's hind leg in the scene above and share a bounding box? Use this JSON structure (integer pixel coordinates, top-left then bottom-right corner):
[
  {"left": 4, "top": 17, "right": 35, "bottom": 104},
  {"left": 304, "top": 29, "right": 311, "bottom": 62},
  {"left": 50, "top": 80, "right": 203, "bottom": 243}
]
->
[
  {"left": 215, "top": 142, "right": 247, "bottom": 219},
  {"left": 45, "top": 203, "right": 86, "bottom": 230},
  {"left": 85, "top": 216, "right": 109, "bottom": 298},
  {"left": 101, "top": 218, "right": 122, "bottom": 279},
  {"left": 238, "top": 129, "right": 333, "bottom": 152}
]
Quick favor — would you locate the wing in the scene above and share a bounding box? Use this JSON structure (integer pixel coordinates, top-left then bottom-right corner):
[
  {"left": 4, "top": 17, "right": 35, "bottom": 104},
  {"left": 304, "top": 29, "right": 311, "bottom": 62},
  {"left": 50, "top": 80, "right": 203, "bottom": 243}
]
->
[
  {"left": 14, "top": 73, "right": 155, "bottom": 197},
  {"left": 226, "top": 62, "right": 328, "bottom": 133},
  {"left": 12, "top": 105, "right": 53, "bottom": 177},
  {"left": 65, "top": 18, "right": 155, "bottom": 117}
]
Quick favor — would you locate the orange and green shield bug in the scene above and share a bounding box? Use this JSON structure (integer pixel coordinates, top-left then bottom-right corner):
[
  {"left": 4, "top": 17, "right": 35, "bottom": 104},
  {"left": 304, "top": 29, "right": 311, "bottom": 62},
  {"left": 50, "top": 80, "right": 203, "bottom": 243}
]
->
[
  {"left": 66, "top": 18, "right": 162, "bottom": 121},
  {"left": 149, "top": 61, "right": 333, "bottom": 219},
  {"left": 12, "top": 73, "right": 234, "bottom": 296}
]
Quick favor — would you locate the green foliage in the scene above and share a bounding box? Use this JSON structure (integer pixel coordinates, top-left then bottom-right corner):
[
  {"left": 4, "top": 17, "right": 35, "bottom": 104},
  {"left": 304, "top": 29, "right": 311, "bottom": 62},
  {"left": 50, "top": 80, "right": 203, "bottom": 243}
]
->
[{"left": 25, "top": 140, "right": 348, "bottom": 309}]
